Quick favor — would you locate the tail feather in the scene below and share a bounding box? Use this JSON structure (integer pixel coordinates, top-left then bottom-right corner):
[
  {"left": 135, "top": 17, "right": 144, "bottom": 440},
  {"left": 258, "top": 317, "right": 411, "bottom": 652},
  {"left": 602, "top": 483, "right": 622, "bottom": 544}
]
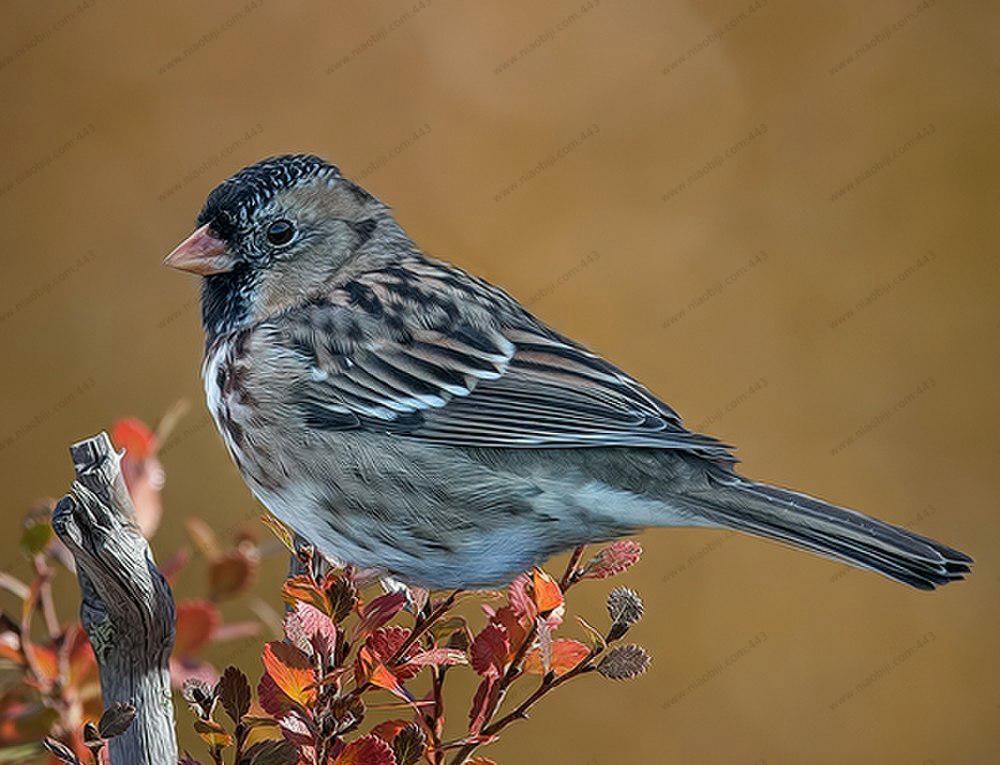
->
[{"left": 688, "top": 476, "right": 972, "bottom": 590}]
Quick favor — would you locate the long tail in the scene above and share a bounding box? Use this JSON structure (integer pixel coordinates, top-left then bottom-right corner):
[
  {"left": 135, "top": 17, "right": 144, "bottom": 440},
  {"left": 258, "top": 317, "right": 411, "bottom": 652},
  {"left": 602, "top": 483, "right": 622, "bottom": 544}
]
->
[{"left": 684, "top": 474, "right": 972, "bottom": 590}]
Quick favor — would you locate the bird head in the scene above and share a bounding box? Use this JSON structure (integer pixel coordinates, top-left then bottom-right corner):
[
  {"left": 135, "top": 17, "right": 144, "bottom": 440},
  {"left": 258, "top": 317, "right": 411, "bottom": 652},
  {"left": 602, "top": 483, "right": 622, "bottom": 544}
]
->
[{"left": 164, "top": 154, "right": 388, "bottom": 342}]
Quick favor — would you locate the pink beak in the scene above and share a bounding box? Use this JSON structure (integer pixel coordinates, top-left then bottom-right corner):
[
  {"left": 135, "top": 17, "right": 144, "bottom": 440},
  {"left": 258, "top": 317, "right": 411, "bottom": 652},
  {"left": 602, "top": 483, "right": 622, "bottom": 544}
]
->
[{"left": 163, "top": 223, "right": 235, "bottom": 275}]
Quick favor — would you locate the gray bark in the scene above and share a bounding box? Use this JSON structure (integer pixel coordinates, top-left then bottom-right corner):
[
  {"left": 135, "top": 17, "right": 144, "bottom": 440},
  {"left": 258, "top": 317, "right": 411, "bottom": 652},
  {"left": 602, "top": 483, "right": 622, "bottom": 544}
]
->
[{"left": 51, "top": 432, "right": 178, "bottom": 764}]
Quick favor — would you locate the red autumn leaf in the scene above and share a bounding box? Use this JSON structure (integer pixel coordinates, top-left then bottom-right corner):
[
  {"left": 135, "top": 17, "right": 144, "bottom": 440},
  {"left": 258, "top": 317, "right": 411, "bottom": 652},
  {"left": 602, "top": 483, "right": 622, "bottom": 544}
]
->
[
  {"left": 468, "top": 676, "right": 498, "bottom": 735},
  {"left": 470, "top": 623, "right": 509, "bottom": 679},
  {"left": 506, "top": 573, "right": 535, "bottom": 621},
  {"left": 356, "top": 626, "right": 421, "bottom": 685},
  {"left": 173, "top": 600, "right": 220, "bottom": 656},
  {"left": 112, "top": 418, "right": 164, "bottom": 538},
  {"left": 370, "top": 719, "right": 410, "bottom": 742},
  {"left": 354, "top": 645, "right": 413, "bottom": 706},
  {"left": 355, "top": 643, "right": 413, "bottom": 703},
  {"left": 580, "top": 540, "right": 642, "bottom": 579},
  {"left": 531, "top": 567, "right": 563, "bottom": 613},
  {"left": 523, "top": 638, "right": 590, "bottom": 677},
  {"left": 64, "top": 624, "right": 96, "bottom": 687},
  {"left": 111, "top": 418, "right": 157, "bottom": 460},
  {"left": 285, "top": 601, "right": 337, "bottom": 658},
  {"left": 209, "top": 549, "right": 257, "bottom": 601},
  {"left": 487, "top": 606, "right": 527, "bottom": 660},
  {"left": 0, "top": 641, "right": 23, "bottom": 666},
  {"left": 257, "top": 672, "right": 294, "bottom": 718},
  {"left": 333, "top": 734, "right": 395, "bottom": 765},
  {"left": 262, "top": 641, "right": 316, "bottom": 706},
  {"left": 355, "top": 591, "right": 408, "bottom": 637},
  {"left": 282, "top": 575, "right": 331, "bottom": 616}
]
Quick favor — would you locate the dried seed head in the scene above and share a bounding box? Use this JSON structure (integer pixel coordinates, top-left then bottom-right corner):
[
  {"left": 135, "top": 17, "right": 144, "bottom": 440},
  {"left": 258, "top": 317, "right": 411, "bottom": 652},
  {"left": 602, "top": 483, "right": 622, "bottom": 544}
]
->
[
  {"left": 597, "top": 643, "right": 651, "bottom": 680},
  {"left": 42, "top": 737, "right": 78, "bottom": 764},
  {"left": 181, "top": 679, "right": 216, "bottom": 718},
  {"left": 606, "top": 587, "right": 644, "bottom": 640}
]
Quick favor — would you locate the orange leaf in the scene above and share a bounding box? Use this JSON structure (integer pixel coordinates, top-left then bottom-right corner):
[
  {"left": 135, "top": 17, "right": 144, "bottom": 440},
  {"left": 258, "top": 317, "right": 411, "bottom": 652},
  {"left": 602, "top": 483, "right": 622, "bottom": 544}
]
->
[
  {"left": 0, "top": 642, "right": 23, "bottom": 665},
  {"left": 185, "top": 517, "right": 221, "bottom": 561},
  {"left": 370, "top": 719, "right": 410, "bottom": 742},
  {"left": 357, "top": 646, "right": 411, "bottom": 703},
  {"left": 333, "top": 734, "right": 395, "bottom": 765},
  {"left": 256, "top": 672, "right": 293, "bottom": 718},
  {"left": 370, "top": 627, "right": 421, "bottom": 680},
  {"left": 281, "top": 575, "right": 331, "bottom": 616},
  {"left": 531, "top": 567, "right": 564, "bottom": 613},
  {"left": 523, "top": 638, "right": 590, "bottom": 677},
  {"left": 28, "top": 643, "right": 59, "bottom": 686},
  {"left": 193, "top": 718, "right": 232, "bottom": 748},
  {"left": 261, "top": 641, "right": 315, "bottom": 706}
]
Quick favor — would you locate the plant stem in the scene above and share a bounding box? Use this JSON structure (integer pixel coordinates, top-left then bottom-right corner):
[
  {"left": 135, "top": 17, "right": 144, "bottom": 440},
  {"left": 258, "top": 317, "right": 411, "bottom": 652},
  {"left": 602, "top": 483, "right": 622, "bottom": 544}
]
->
[
  {"left": 427, "top": 664, "right": 447, "bottom": 765},
  {"left": 449, "top": 548, "right": 592, "bottom": 764},
  {"left": 559, "top": 545, "right": 587, "bottom": 590},
  {"left": 389, "top": 589, "right": 461, "bottom": 665},
  {"left": 483, "top": 657, "right": 597, "bottom": 736},
  {"left": 348, "top": 589, "right": 461, "bottom": 700},
  {"left": 33, "top": 555, "right": 61, "bottom": 639}
]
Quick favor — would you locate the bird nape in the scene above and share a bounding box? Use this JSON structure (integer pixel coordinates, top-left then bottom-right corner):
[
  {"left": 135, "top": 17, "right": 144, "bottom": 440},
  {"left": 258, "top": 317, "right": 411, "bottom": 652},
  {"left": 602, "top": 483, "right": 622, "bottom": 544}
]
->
[{"left": 163, "top": 153, "right": 972, "bottom": 591}]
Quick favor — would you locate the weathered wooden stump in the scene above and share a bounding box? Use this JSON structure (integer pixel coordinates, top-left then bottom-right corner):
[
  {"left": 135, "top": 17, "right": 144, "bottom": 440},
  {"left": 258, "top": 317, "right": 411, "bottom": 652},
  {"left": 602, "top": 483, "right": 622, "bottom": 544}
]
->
[{"left": 51, "top": 432, "right": 178, "bottom": 764}]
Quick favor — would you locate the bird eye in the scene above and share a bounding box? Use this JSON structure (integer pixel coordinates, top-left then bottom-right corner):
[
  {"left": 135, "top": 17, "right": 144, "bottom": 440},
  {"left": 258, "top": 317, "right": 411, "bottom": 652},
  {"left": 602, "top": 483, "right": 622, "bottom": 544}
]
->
[{"left": 265, "top": 219, "right": 295, "bottom": 246}]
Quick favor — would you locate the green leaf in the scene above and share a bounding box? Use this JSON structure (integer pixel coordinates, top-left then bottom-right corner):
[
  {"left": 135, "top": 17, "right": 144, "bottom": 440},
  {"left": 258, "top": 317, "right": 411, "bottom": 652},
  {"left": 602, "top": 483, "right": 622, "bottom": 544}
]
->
[{"left": 20, "top": 518, "right": 52, "bottom": 556}]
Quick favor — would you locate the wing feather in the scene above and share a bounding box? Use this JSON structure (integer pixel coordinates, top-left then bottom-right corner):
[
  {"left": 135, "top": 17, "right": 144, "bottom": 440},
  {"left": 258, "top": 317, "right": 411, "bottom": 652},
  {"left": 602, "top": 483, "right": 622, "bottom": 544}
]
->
[{"left": 272, "top": 264, "right": 734, "bottom": 461}]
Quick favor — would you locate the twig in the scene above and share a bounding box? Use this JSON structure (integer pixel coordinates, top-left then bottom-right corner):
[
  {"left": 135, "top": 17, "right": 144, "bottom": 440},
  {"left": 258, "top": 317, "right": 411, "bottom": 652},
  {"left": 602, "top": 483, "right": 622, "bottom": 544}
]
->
[
  {"left": 480, "top": 651, "right": 599, "bottom": 736},
  {"left": 449, "top": 548, "right": 587, "bottom": 764},
  {"left": 559, "top": 545, "right": 586, "bottom": 590},
  {"left": 32, "top": 555, "right": 61, "bottom": 639},
  {"left": 0, "top": 571, "right": 30, "bottom": 600},
  {"left": 349, "top": 588, "right": 462, "bottom": 700},
  {"left": 427, "top": 663, "right": 447, "bottom": 765},
  {"left": 389, "top": 589, "right": 461, "bottom": 665}
]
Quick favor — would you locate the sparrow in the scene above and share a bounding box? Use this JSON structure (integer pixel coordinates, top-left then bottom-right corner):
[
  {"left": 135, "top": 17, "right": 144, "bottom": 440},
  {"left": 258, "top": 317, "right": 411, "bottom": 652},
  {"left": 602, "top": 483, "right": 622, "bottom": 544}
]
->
[{"left": 164, "top": 154, "right": 971, "bottom": 590}]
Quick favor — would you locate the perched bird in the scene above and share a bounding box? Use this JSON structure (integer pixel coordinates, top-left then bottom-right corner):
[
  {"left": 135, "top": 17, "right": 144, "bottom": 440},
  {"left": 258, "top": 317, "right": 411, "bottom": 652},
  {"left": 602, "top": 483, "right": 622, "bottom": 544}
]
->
[{"left": 164, "top": 154, "right": 971, "bottom": 591}]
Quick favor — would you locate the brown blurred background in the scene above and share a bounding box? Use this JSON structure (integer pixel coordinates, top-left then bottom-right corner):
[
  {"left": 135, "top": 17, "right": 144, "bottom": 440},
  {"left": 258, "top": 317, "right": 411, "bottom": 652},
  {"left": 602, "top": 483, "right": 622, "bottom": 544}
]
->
[{"left": 1, "top": 0, "right": 998, "bottom": 762}]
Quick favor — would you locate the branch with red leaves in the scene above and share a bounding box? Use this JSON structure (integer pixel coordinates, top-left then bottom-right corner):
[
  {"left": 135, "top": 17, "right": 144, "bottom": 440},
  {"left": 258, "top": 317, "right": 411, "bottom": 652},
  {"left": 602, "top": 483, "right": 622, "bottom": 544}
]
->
[
  {"left": 176, "top": 530, "right": 650, "bottom": 765},
  {"left": 0, "top": 415, "right": 653, "bottom": 765}
]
